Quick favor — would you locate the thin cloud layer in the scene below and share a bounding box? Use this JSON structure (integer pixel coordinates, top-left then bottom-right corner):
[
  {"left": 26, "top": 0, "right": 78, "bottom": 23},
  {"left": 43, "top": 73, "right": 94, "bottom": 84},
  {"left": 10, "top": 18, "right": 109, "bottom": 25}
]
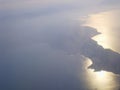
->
[
  {"left": 1, "top": 15, "right": 120, "bottom": 89},
  {"left": 0, "top": 0, "right": 120, "bottom": 89},
  {"left": 0, "top": 0, "right": 103, "bottom": 13}
]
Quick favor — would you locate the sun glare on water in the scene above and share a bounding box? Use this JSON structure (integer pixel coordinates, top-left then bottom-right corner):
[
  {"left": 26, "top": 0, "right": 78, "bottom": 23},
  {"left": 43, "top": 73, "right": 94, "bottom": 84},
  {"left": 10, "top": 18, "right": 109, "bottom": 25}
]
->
[
  {"left": 84, "top": 59, "right": 119, "bottom": 90},
  {"left": 96, "top": 70, "right": 106, "bottom": 78},
  {"left": 82, "top": 9, "right": 120, "bottom": 53}
]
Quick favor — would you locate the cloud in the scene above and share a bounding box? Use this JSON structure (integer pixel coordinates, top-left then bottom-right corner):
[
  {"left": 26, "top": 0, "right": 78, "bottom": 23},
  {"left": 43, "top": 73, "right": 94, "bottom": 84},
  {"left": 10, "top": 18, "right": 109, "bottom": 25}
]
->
[
  {"left": 0, "top": 0, "right": 103, "bottom": 15},
  {"left": 0, "top": 11, "right": 94, "bottom": 89},
  {"left": 1, "top": 16, "right": 120, "bottom": 89},
  {"left": 0, "top": 1, "right": 120, "bottom": 89},
  {"left": 0, "top": 25, "right": 88, "bottom": 89}
]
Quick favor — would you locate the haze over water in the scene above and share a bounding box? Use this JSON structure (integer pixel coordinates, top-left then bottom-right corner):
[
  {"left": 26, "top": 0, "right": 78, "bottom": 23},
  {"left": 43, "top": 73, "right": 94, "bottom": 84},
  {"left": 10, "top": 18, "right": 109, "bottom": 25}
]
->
[
  {"left": 82, "top": 8, "right": 120, "bottom": 90},
  {"left": 0, "top": 0, "right": 120, "bottom": 90},
  {"left": 83, "top": 9, "right": 120, "bottom": 53}
]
